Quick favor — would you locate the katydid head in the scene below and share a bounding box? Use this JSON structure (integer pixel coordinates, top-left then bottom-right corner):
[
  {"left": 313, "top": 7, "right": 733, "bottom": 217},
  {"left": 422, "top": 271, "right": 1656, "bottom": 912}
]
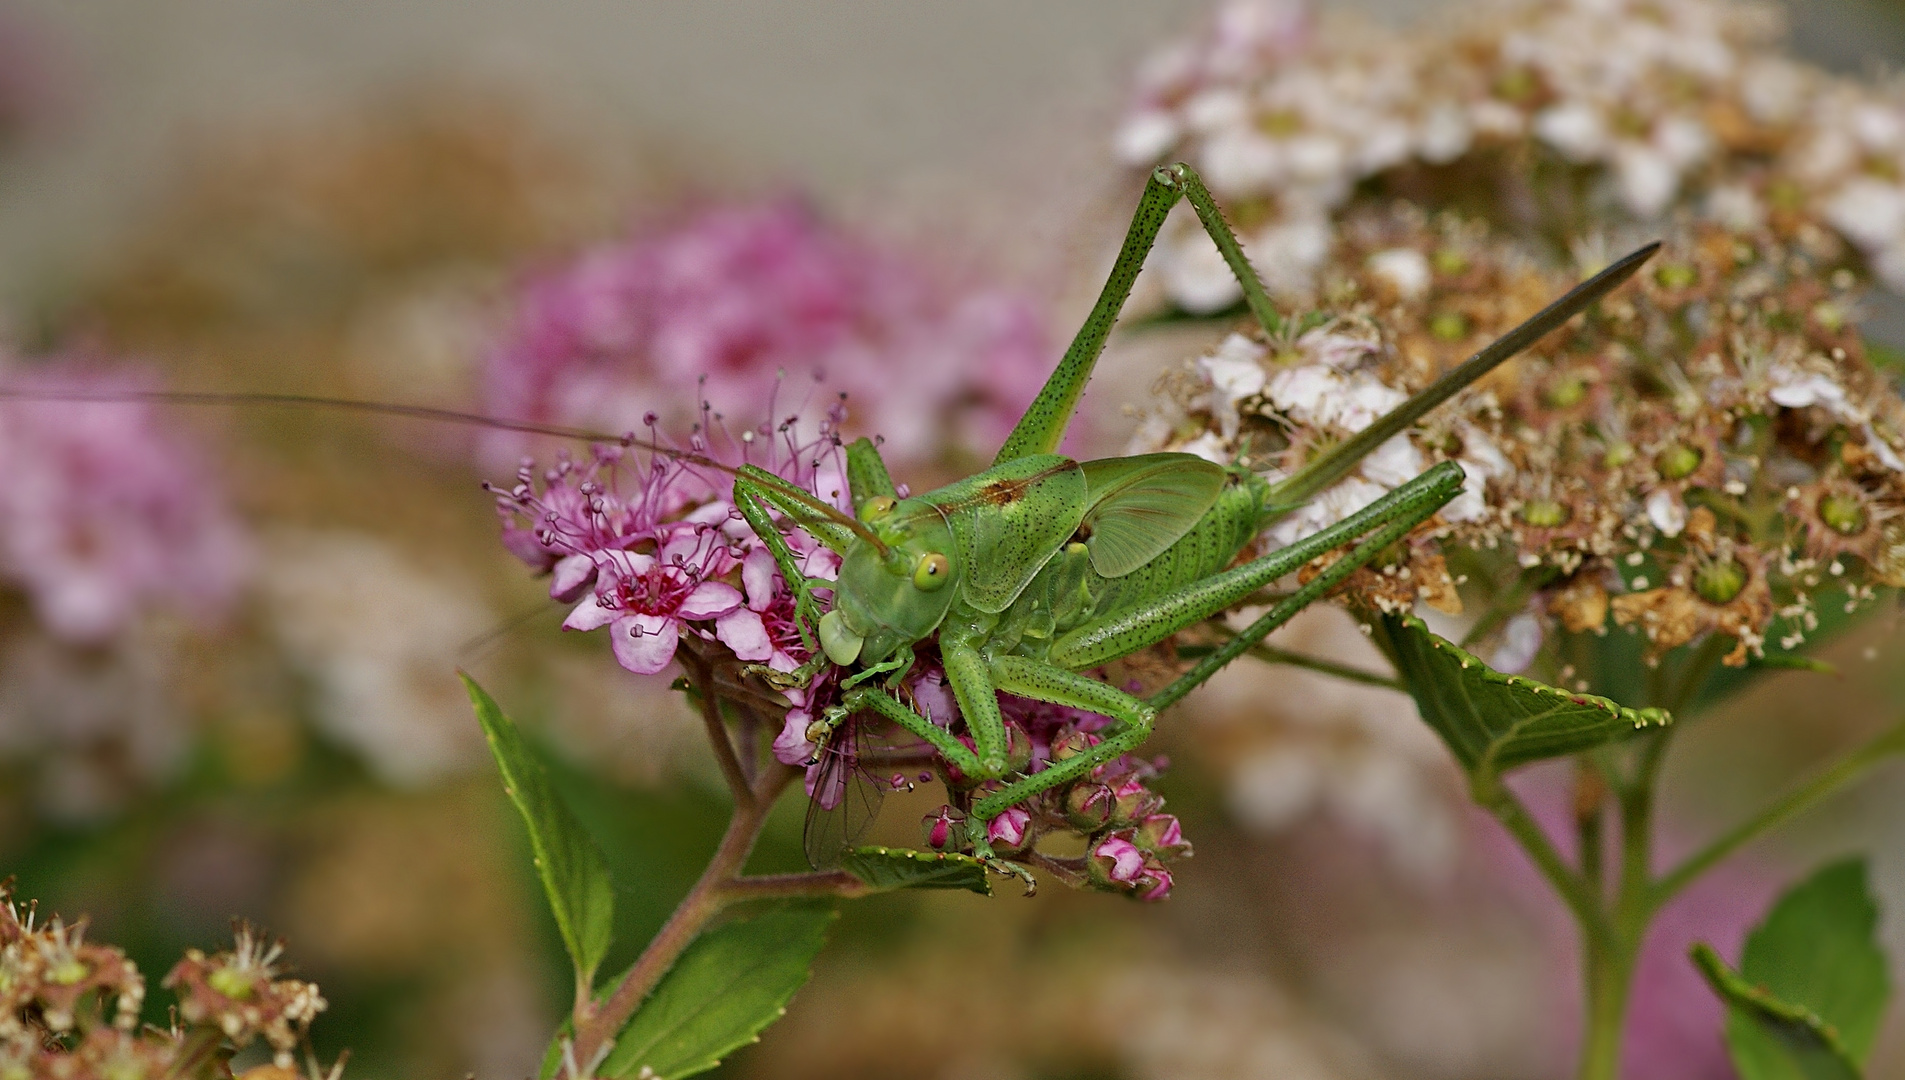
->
[{"left": 817, "top": 497, "right": 959, "bottom": 666}]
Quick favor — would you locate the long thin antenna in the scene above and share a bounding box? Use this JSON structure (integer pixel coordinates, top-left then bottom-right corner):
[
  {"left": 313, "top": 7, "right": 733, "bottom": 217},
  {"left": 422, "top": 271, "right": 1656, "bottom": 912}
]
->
[
  {"left": 0, "top": 386, "right": 633, "bottom": 445},
  {"left": 0, "top": 384, "right": 887, "bottom": 548}
]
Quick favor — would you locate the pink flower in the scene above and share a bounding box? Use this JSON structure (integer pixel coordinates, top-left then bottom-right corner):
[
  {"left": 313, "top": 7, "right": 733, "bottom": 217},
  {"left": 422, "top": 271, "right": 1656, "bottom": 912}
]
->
[
  {"left": 491, "top": 441, "right": 706, "bottom": 578},
  {"left": 482, "top": 199, "right": 1056, "bottom": 469},
  {"left": 564, "top": 530, "right": 742, "bottom": 675},
  {"left": 772, "top": 711, "right": 819, "bottom": 768},
  {"left": 0, "top": 358, "right": 247, "bottom": 643}
]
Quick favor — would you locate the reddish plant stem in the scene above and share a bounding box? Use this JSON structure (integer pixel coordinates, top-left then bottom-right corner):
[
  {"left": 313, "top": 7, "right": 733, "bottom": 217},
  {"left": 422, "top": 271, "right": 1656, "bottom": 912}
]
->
[
  {"left": 717, "top": 870, "right": 872, "bottom": 902},
  {"left": 569, "top": 761, "right": 793, "bottom": 1069},
  {"left": 567, "top": 651, "right": 877, "bottom": 1073},
  {"left": 681, "top": 650, "right": 753, "bottom": 806}
]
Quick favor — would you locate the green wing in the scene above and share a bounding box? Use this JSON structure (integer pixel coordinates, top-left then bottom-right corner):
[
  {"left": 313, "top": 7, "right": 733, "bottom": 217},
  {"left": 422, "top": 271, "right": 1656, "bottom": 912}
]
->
[
  {"left": 1078, "top": 454, "right": 1227, "bottom": 577},
  {"left": 932, "top": 455, "right": 1089, "bottom": 614}
]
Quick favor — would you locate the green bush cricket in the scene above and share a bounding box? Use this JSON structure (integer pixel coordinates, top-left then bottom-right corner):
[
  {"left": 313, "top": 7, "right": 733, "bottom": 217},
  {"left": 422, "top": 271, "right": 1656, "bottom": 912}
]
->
[
  {"left": 0, "top": 162, "right": 1656, "bottom": 883},
  {"left": 724, "top": 163, "right": 1658, "bottom": 873}
]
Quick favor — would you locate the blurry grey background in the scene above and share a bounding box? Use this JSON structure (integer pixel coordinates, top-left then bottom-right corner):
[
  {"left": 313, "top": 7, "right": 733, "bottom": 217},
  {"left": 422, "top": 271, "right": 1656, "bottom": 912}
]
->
[
  {"left": 6, "top": 0, "right": 1904, "bottom": 328},
  {"left": 5, "top": 0, "right": 1900, "bottom": 413}
]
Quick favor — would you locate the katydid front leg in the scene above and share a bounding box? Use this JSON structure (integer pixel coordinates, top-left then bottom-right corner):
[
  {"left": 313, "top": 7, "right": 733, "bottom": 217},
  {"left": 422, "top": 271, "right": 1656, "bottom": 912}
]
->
[
  {"left": 732, "top": 439, "right": 906, "bottom": 686},
  {"left": 732, "top": 477, "right": 835, "bottom": 688}
]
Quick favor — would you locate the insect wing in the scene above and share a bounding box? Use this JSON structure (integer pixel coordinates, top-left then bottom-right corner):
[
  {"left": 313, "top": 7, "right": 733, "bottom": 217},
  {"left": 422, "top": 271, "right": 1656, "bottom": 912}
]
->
[
  {"left": 801, "top": 720, "right": 885, "bottom": 870},
  {"left": 935, "top": 454, "right": 1088, "bottom": 614},
  {"left": 1077, "top": 453, "right": 1227, "bottom": 577}
]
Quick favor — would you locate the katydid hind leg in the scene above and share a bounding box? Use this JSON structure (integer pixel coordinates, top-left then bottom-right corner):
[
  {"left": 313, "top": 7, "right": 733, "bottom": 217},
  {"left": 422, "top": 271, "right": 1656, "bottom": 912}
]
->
[
  {"left": 968, "top": 467, "right": 1462, "bottom": 823},
  {"left": 970, "top": 655, "right": 1156, "bottom": 822},
  {"left": 994, "top": 162, "right": 1278, "bottom": 466},
  {"left": 1050, "top": 461, "right": 1465, "bottom": 671},
  {"left": 1147, "top": 485, "right": 1448, "bottom": 712}
]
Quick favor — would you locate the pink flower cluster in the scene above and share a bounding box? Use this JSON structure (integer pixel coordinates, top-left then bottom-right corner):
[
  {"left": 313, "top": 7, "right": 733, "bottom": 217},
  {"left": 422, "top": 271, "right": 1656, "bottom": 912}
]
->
[
  {"left": 492, "top": 402, "right": 844, "bottom": 680},
  {"left": 496, "top": 400, "right": 1189, "bottom": 894},
  {"left": 0, "top": 358, "right": 247, "bottom": 643},
  {"left": 483, "top": 199, "right": 1054, "bottom": 469},
  {"left": 917, "top": 667, "right": 1193, "bottom": 900}
]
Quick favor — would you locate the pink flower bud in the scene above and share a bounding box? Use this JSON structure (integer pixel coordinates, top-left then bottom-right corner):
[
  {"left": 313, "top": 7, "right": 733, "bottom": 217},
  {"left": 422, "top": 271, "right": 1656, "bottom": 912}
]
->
[
  {"left": 922, "top": 805, "right": 965, "bottom": 851},
  {"left": 986, "top": 805, "right": 1032, "bottom": 850},
  {"left": 1089, "top": 833, "right": 1176, "bottom": 901},
  {"left": 1091, "top": 834, "right": 1147, "bottom": 884},
  {"left": 1135, "top": 814, "right": 1192, "bottom": 858},
  {"left": 1109, "top": 774, "right": 1162, "bottom": 826},
  {"left": 1064, "top": 782, "right": 1115, "bottom": 832},
  {"left": 1135, "top": 860, "right": 1174, "bottom": 902},
  {"left": 1004, "top": 723, "right": 1033, "bottom": 773},
  {"left": 1049, "top": 730, "right": 1097, "bottom": 762}
]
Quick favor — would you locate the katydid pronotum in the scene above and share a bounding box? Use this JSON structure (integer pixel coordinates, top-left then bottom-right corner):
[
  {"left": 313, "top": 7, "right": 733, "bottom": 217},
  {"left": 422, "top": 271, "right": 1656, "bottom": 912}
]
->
[{"left": 0, "top": 162, "right": 1656, "bottom": 882}]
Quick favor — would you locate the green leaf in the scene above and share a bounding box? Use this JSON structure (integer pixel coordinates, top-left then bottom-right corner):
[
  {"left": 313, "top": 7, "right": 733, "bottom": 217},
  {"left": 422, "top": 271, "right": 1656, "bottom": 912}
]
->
[
  {"left": 1693, "top": 945, "right": 1860, "bottom": 1079},
  {"left": 464, "top": 673, "right": 615, "bottom": 989},
  {"left": 598, "top": 901, "right": 837, "bottom": 1079},
  {"left": 1707, "top": 859, "right": 1892, "bottom": 1078},
  {"left": 837, "top": 846, "right": 993, "bottom": 895},
  {"left": 1377, "top": 612, "right": 1669, "bottom": 778}
]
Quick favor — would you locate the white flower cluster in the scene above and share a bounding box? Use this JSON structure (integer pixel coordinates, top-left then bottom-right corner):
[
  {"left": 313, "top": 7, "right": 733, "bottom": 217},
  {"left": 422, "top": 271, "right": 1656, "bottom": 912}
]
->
[
  {"left": 1123, "top": 0, "right": 1905, "bottom": 301},
  {"left": 1793, "top": 83, "right": 1905, "bottom": 289},
  {"left": 261, "top": 529, "right": 497, "bottom": 785},
  {"left": 1129, "top": 322, "right": 1503, "bottom": 551}
]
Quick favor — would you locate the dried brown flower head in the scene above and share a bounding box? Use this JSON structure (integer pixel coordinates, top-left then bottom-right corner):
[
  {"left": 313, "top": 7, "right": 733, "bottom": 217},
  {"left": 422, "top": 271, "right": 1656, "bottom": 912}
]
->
[{"left": 1133, "top": 207, "right": 1905, "bottom": 666}]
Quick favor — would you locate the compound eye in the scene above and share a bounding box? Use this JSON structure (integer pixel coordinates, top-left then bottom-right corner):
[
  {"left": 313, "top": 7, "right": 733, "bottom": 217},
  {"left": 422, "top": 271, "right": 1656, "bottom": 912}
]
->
[
  {"left": 862, "top": 496, "right": 898, "bottom": 522},
  {"left": 912, "top": 552, "right": 951, "bottom": 591}
]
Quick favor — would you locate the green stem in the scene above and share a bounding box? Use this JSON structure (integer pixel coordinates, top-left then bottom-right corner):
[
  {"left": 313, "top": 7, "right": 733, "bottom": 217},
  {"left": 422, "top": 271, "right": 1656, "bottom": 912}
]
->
[
  {"left": 1650, "top": 717, "right": 1905, "bottom": 907},
  {"left": 1574, "top": 764, "right": 1607, "bottom": 898},
  {"left": 1663, "top": 633, "right": 1732, "bottom": 718},
  {"left": 1578, "top": 928, "right": 1639, "bottom": 1080},
  {"left": 1211, "top": 625, "right": 1404, "bottom": 691},
  {"left": 1475, "top": 774, "right": 1606, "bottom": 938}
]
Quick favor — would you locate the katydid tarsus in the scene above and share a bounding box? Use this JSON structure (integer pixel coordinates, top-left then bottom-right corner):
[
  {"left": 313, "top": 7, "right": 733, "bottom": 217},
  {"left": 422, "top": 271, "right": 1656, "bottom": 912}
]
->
[{"left": 0, "top": 162, "right": 1657, "bottom": 880}]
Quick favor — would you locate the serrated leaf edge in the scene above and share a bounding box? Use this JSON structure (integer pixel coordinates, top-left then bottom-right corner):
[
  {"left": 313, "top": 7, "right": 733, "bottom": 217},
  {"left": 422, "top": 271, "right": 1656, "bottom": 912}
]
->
[
  {"left": 607, "top": 904, "right": 838, "bottom": 1079},
  {"left": 1399, "top": 612, "right": 1671, "bottom": 734},
  {"left": 1691, "top": 941, "right": 1862, "bottom": 1072},
  {"left": 839, "top": 845, "right": 993, "bottom": 896},
  {"left": 464, "top": 673, "right": 614, "bottom": 988}
]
